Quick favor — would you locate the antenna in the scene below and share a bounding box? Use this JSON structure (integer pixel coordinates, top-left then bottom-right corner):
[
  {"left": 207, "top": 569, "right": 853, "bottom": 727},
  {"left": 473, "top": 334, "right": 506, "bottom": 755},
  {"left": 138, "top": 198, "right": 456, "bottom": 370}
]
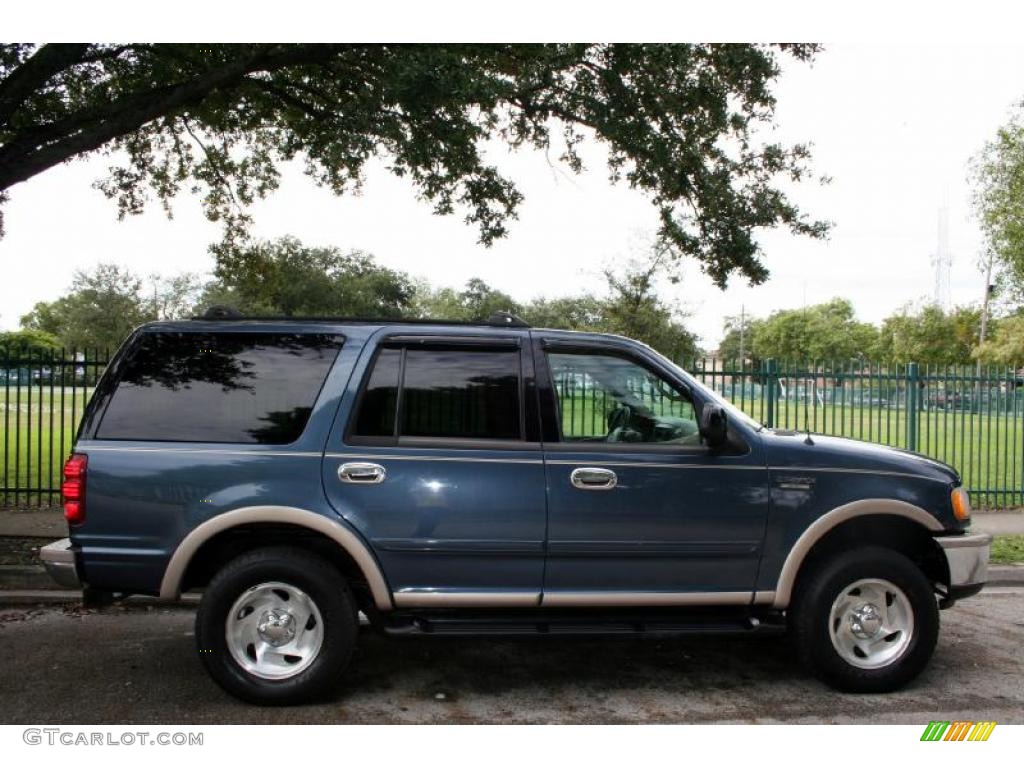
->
[{"left": 931, "top": 204, "right": 953, "bottom": 310}]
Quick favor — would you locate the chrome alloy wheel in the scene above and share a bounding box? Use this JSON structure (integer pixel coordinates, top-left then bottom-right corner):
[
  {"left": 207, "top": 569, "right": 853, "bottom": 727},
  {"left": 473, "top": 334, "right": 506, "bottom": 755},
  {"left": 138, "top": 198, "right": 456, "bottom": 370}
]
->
[
  {"left": 828, "top": 578, "right": 914, "bottom": 669},
  {"left": 225, "top": 581, "right": 324, "bottom": 680}
]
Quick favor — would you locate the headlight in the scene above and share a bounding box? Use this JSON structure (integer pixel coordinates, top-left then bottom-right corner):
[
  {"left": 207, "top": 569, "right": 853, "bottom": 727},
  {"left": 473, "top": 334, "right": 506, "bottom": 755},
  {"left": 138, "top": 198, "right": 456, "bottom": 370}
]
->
[{"left": 951, "top": 487, "right": 972, "bottom": 523}]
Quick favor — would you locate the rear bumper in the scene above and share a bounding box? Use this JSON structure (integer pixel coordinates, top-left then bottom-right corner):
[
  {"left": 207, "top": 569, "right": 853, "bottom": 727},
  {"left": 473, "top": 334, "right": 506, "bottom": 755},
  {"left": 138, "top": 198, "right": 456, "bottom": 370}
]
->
[
  {"left": 40, "top": 538, "right": 82, "bottom": 589},
  {"left": 935, "top": 532, "right": 992, "bottom": 592}
]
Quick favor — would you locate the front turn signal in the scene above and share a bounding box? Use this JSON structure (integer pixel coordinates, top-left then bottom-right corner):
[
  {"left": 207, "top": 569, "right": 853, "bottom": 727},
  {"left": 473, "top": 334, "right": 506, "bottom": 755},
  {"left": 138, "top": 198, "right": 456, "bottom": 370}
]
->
[{"left": 951, "top": 487, "right": 972, "bottom": 523}]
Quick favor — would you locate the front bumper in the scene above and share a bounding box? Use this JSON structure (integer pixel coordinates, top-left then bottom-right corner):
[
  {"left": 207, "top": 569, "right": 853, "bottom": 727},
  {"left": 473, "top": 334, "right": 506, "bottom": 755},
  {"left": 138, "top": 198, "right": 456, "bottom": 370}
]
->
[
  {"left": 935, "top": 532, "right": 992, "bottom": 600},
  {"left": 40, "top": 538, "right": 82, "bottom": 589}
]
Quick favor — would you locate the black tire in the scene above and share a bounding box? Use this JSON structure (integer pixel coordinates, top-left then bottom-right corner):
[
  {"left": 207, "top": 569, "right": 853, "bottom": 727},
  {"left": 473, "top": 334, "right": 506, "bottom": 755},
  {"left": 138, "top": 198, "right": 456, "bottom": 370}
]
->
[
  {"left": 195, "top": 546, "right": 358, "bottom": 705},
  {"left": 791, "top": 546, "right": 939, "bottom": 693}
]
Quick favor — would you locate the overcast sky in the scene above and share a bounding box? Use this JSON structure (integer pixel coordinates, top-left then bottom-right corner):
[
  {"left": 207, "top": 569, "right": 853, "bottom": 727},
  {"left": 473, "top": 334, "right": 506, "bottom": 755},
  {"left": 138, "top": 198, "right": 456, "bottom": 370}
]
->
[{"left": 2, "top": 43, "right": 1024, "bottom": 348}]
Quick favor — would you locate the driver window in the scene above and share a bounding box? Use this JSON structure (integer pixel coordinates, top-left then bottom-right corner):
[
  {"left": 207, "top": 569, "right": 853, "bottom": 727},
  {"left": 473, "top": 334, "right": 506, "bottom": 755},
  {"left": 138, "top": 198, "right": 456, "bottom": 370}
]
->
[{"left": 547, "top": 352, "right": 699, "bottom": 445}]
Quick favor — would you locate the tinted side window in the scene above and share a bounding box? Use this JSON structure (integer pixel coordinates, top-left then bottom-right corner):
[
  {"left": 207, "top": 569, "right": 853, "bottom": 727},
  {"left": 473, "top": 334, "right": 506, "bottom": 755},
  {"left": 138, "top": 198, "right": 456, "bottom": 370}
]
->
[
  {"left": 97, "top": 332, "right": 342, "bottom": 444},
  {"left": 353, "top": 347, "right": 401, "bottom": 437},
  {"left": 401, "top": 349, "right": 521, "bottom": 440},
  {"left": 547, "top": 352, "right": 698, "bottom": 445},
  {"left": 351, "top": 346, "right": 522, "bottom": 441}
]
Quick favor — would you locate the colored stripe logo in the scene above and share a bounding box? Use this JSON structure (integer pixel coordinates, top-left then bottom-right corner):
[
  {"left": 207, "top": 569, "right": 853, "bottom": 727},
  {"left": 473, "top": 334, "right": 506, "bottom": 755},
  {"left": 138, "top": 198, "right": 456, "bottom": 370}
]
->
[{"left": 921, "top": 721, "right": 996, "bottom": 741}]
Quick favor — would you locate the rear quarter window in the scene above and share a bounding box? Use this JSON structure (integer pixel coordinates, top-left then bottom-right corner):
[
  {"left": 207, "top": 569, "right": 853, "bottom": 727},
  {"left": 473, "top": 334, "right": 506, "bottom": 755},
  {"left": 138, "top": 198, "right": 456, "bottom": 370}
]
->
[{"left": 96, "top": 332, "right": 343, "bottom": 444}]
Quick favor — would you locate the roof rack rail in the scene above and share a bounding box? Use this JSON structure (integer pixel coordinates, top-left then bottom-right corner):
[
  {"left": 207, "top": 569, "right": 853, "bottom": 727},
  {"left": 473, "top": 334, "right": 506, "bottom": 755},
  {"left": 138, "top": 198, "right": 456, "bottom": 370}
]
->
[
  {"left": 201, "top": 305, "right": 244, "bottom": 320},
  {"left": 485, "top": 311, "right": 529, "bottom": 328},
  {"left": 192, "top": 306, "right": 531, "bottom": 328}
]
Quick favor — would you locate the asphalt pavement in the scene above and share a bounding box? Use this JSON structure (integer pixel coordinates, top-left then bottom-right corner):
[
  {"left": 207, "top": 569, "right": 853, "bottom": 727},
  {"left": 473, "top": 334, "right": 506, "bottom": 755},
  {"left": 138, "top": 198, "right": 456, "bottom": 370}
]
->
[
  {"left": 0, "top": 587, "right": 1021, "bottom": 725},
  {"left": 1, "top": 506, "right": 1021, "bottom": 724}
]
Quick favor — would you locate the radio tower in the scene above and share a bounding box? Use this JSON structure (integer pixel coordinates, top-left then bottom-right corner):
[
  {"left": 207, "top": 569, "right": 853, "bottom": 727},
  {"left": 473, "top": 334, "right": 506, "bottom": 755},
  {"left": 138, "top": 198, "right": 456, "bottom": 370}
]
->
[{"left": 931, "top": 205, "right": 953, "bottom": 310}]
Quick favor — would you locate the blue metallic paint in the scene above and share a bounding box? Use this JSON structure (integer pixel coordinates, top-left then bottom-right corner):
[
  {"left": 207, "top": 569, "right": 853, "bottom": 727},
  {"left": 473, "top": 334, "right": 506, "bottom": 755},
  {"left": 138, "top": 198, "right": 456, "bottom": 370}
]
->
[
  {"left": 534, "top": 331, "right": 768, "bottom": 598},
  {"left": 322, "top": 447, "right": 548, "bottom": 594},
  {"left": 321, "top": 326, "right": 547, "bottom": 596},
  {"left": 541, "top": 452, "right": 769, "bottom": 594},
  {"left": 68, "top": 320, "right": 965, "bottom": 606},
  {"left": 755, "top": 432, "right": 959, "bottom": 594}
]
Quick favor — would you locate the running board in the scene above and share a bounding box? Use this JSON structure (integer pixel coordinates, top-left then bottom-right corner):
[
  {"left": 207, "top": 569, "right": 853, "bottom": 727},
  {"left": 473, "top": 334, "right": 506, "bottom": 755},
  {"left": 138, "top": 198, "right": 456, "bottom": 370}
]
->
[{"left": 380, "top": 607, "right": 786, "bottom": 638}]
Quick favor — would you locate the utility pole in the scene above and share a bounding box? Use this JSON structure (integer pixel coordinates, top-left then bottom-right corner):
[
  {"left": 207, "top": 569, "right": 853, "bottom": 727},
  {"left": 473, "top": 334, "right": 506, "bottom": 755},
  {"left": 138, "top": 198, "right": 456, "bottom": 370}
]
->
[
  {"left": 739, "top": 304, "right": 746, "bottom": 363},
  {"left": 979, "top": 252, "right": 994, "bottom": 347},
  {"left": 977, "top": 250, "right": 995, "bottom": 380}
]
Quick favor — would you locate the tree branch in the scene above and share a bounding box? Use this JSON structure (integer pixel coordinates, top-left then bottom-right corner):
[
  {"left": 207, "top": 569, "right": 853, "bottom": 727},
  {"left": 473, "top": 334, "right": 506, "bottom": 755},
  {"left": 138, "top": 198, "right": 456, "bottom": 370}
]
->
[
  {"left": 0, "top": 44, "right": 348, "bottom": 192},
  {"left": 0, "top": 44, "right": 90, "bottom": 126},
  {"left": 247, "top": 79, "right": 336, "bottom": 121},
  {"left": 0, "top": 48, "right": 276, "bottom": 190},
  {"left": 181, "top": 116, "right": 239, "bottom": 206}
]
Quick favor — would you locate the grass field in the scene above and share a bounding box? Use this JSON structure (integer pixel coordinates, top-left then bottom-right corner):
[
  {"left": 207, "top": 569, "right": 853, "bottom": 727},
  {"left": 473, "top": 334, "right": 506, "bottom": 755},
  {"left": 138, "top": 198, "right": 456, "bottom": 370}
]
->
[
  {"left": 1, "top": 387, "right": 93, "bottom": 504},
  {"left": 990, "top": 535, "right": 1024, "bottom": 564},
  {"left": 4, "top": 382, "right": 1024, "bottom": 508},
  {"left": 748, "top": 400, "right": 1024, "bottom": 506}
]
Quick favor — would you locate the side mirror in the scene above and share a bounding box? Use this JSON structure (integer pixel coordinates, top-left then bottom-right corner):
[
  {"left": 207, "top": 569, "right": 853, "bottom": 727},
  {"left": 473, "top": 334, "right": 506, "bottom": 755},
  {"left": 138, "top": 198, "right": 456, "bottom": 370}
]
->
[{"left": 699, "top": 403, "right": 728, "bottom": 449}]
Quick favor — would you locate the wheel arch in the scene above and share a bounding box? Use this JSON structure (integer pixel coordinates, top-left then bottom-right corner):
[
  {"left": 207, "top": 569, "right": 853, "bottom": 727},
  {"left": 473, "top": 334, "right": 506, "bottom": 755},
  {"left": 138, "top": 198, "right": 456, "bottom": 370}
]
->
[
  {"left": 159, "top": 505, "right": 393, "bottom": 610},
  {"left": 771, "top": 499, "right": 946, "bottom": 609}
]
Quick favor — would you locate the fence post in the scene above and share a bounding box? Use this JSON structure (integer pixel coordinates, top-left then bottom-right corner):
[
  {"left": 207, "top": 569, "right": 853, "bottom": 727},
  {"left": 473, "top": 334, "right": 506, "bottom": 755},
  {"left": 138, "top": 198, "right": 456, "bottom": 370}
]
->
[
  {"left": 906, "top": 362, "right": 920, "bottom": 452},
  {"left": 762, "top": 358, "right": 778, "bottom": 428}
]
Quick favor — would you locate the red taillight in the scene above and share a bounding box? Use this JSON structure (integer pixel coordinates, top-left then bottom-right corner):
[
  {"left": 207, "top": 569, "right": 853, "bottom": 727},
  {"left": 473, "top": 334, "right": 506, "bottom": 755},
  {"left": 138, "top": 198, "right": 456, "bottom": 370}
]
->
[{"left": 62, "top": 453, "right": 87, "bottom": 525}]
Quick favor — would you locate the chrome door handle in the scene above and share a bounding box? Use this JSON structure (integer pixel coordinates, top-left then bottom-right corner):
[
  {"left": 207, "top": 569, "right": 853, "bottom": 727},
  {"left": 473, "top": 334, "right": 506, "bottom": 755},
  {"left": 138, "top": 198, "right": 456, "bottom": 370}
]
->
[
  {"left": 338, "top": 462, "right": 386, "bottom": 484},
  {"left": 570, "top": 467, "right": 617, "bottom": 490}
]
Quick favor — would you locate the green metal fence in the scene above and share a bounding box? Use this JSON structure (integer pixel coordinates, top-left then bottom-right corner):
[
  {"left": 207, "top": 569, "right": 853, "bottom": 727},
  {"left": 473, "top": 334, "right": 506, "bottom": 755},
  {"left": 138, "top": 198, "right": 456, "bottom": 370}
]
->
[
  {"left": 549, "top": 358, "right": 1024, "bottom": 508},
  {"left": 1, "top": 349, "right": 109, "bottom": 506},
  {"left": 2, "top": 352, "right": 1023, "bottom": 508},
  {"left": 690, "top": 359, "right": 1024, "bottom": 508}
]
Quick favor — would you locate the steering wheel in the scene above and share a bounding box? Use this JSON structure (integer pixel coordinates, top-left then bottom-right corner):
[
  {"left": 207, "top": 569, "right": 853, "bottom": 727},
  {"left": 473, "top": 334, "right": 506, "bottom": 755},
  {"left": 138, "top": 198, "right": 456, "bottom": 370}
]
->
[{"left": 606, "top": 404, "right": 634, "bottom": 440}]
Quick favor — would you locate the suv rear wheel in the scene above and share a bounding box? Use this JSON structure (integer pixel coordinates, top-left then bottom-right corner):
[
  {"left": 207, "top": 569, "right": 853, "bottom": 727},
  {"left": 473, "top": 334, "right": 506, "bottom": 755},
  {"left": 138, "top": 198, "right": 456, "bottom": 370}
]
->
[
  {"left": 791, "top": 546, "right": 939, "bottom": 693},
  {"left": 195, "top": 546, "right": 358, "bottom": 705}
]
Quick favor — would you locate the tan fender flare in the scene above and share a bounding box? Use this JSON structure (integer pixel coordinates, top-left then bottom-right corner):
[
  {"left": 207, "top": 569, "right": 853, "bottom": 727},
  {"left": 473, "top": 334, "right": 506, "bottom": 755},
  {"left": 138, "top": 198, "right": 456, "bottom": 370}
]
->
[
  {"left": 770, "top": 498, "right": 944, "bottom": 609},
  {"left": 158, "top": 505, "right": 393, "bottom": 610}
]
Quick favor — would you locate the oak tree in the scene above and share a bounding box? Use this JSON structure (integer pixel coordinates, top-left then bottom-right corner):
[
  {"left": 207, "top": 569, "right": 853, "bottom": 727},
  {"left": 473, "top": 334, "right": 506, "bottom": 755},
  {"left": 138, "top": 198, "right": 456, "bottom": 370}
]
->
[
  {"left": 203, "top": 235, "right": 416, "bottom": 316},
  {"left": 744, "top": 298, "right": 879, "bottom": 363},
  {"left": 0, "top": 43, "right": 826, "bottom": 285}
]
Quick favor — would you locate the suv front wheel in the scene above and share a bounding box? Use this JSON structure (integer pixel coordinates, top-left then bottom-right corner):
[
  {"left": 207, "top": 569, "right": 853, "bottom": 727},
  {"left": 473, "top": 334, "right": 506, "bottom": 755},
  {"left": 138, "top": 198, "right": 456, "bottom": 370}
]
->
[
  {"left": 791, "top": 546, "right": 939, "bottom": 693},
  {"left": 195, "top": 546, "right": 358, "bottom": 705}
]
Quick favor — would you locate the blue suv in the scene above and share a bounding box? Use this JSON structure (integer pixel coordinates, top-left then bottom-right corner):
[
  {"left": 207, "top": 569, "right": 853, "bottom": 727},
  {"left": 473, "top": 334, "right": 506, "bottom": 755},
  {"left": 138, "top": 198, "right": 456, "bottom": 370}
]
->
[{"left": 41, "top": 312, "right": 991, "bottom": 704}]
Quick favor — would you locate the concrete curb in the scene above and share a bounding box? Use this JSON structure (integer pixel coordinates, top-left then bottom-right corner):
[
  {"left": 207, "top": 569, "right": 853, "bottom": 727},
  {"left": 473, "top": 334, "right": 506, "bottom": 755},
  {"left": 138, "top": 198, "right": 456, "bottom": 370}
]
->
[
  {"left": 0, "top": 590, "right": 200, "bottom": 607},
  {"left": 0, "top": 590, "right": 88, "bottom": 605},
  {"left": 987, "top": 565, "right": 1024, "bottom": 586},
  {"left": 0, "top": 565, "right": 59, "bottom": 591}
]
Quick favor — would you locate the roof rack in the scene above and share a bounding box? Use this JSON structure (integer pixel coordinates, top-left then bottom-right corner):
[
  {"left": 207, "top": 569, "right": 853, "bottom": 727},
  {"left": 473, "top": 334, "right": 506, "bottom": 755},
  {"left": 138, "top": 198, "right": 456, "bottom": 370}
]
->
[
  {"left": 194, "top": 306, "right": 531, "bottom": 329},
  {"left": 201, "top": 305, "right": 244, "bottom": 320},
  {"left": 485, "top": 311, "right": 529, "bottom": 328}
]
